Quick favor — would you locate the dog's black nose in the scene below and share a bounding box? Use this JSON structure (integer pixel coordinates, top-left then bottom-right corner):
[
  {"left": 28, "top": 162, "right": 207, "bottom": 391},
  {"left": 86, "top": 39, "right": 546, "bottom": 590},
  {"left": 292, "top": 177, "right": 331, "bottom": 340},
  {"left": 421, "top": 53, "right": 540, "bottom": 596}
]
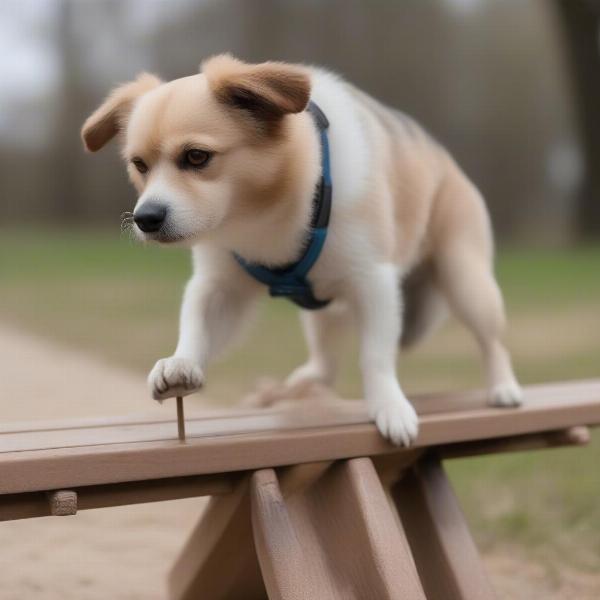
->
[{"left": 133, "top": 202, "right": 167, "bottom": 233}]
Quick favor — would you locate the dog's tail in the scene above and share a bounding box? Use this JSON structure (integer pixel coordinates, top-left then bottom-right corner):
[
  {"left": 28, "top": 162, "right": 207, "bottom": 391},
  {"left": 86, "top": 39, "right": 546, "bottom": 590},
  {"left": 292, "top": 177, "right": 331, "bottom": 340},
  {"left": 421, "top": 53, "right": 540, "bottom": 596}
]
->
[{"left": 400, "top": 260, "right": 448, "bottom": 349}]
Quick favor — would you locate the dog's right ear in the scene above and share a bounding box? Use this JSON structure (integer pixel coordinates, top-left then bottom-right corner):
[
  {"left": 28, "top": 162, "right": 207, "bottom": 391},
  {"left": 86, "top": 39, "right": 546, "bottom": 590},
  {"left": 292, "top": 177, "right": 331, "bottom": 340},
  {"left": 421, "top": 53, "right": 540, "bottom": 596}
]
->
[{"left": 81, "top": 73, "right": 161, "bottom": 152}]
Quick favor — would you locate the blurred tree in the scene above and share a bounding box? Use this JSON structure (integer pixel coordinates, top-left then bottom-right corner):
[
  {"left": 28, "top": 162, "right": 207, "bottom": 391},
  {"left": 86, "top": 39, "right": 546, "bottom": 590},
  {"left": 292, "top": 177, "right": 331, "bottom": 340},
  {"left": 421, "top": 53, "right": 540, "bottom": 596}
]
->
[
  {"left": 0, "top": 0, "right": 587, "bottom": 241},
  {"left": 52, "top": 0, "right": 83, "bottom": 220},
  {"left": 554, "top": 0, "right": 600, "bottom": 236}
]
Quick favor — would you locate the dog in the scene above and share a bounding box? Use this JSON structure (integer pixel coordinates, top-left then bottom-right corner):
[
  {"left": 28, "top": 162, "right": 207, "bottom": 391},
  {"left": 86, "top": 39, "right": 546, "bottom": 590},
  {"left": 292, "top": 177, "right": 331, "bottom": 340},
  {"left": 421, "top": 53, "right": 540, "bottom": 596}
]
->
[{"left": 81, "top": 54, "right": 522, "bottom": 446}]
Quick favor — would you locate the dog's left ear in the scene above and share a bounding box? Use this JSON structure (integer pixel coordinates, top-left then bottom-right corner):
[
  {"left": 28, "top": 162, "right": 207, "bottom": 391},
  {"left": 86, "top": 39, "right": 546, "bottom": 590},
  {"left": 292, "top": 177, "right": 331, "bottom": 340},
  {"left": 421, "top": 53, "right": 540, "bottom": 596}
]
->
[{"left": 202, "top": 54, "right": 311, "bottom": 126}]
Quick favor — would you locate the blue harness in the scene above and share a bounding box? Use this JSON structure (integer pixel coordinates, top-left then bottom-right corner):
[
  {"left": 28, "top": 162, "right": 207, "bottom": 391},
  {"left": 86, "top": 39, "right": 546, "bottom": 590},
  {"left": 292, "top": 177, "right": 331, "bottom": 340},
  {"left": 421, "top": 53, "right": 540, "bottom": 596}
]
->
[{"left": 234, "top": 101, "right": 332, "bottom": 310}]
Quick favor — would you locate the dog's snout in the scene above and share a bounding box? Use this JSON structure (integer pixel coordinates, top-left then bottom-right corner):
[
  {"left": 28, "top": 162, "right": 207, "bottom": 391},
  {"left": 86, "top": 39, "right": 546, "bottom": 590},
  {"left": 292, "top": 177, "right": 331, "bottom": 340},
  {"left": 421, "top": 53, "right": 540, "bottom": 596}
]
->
[{"left": 134, "top": 202, "right": 167, "bottom": 233}]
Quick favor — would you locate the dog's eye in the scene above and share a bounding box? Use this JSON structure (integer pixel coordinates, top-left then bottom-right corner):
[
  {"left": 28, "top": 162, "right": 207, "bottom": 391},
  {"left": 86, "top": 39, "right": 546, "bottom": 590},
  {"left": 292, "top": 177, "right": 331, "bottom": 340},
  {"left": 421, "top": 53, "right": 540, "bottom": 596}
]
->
[
  {"left": 131, "top": 158, "right": 148, "bottom": 174},
  {"left": 184, "top": 149, "right": 211, "bottom": 169}
]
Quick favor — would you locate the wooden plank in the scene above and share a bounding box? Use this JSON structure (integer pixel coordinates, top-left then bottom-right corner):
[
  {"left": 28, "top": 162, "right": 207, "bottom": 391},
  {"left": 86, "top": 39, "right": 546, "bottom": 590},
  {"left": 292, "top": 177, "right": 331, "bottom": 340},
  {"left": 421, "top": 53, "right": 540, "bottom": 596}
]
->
[
  {"left": 2, "top": 378, "right": 598, "bottom": 451},
  {"left": 0, "top": 473, "right": 239, "bottom": 522},
  {"left": 0, "top": 379, "right": 598, "bottom": 495},
  {"left": 393, "top": 454, "right": 496, "bottom": 600},
  {"left": 0, "top": 426, "right": 586, "bottom": 523},
  {"left": 250, "top": 460, "right": 426, "bottom": 600},
  {"left": 0, "top": 402, "right": 371, "bottom": 452},
  {"left": 169, "top": 478, "right": 267, "bottom": 600}
]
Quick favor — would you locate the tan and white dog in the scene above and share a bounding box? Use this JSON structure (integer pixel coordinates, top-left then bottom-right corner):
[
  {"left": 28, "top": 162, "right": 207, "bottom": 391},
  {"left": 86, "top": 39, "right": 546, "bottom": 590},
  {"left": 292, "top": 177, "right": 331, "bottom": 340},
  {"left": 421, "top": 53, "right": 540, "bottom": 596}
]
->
[{"left": 82, "top": 54, "right": 522, "bottom": 446}]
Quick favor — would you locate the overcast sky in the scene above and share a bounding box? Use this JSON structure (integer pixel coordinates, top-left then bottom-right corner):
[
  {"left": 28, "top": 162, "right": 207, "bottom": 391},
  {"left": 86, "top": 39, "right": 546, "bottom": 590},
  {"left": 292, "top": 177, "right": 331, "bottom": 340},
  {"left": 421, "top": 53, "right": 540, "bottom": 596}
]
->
[{"left": 0, "top": 0, "right": 205, "bottom": 146}]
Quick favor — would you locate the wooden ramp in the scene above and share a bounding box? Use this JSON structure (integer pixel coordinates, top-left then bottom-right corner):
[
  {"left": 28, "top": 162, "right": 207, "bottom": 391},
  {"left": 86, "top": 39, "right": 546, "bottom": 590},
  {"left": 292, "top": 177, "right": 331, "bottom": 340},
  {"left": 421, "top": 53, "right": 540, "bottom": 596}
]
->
[{"left": 1, "top": 379, "right": 599, "bottom": 599}]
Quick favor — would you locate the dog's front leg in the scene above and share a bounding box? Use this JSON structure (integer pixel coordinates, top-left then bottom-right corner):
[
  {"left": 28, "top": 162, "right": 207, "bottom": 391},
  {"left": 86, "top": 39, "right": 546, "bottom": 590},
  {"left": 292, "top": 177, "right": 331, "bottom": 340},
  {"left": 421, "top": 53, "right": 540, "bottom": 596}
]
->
[
  {"left": 149, "top": 274, "right": 258, "bottom": 401},
  {"left": 351, "top": 263, "right": 419, "bottom": 446}
]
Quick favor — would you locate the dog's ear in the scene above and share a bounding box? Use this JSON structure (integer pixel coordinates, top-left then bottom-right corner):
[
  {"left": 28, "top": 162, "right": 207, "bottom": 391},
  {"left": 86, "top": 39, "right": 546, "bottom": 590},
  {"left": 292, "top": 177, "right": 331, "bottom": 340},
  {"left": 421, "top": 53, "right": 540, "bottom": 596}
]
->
[
  {"left": 202, "top": 54, "right": 311, "bottom": 126},
  {"left": 81, "top": 73, "right": 162, "bottom": 152}
]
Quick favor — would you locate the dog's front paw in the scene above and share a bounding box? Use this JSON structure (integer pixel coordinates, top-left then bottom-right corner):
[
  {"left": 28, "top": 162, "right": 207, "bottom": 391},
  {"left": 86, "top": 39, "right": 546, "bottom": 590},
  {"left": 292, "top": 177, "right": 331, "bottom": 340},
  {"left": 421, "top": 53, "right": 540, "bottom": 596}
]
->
[
  {"left": 148, "top": 357, "right": 204, "bottom": 401},
  {"left": 490, "top": 380, "right": 523, "bottom": 408},
  {"left": 369, "top": 392, "right": 419, "bottom": 447}
]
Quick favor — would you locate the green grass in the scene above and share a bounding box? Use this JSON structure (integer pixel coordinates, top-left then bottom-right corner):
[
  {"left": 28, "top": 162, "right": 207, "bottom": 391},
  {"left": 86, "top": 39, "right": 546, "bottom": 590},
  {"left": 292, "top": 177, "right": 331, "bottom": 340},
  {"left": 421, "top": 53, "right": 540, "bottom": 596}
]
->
[
  {"left": 1, "top": 226, "right": 599, "bottom": 569},
  {"left": 496, "top": 245, "right": 600, "bottom": 309}
]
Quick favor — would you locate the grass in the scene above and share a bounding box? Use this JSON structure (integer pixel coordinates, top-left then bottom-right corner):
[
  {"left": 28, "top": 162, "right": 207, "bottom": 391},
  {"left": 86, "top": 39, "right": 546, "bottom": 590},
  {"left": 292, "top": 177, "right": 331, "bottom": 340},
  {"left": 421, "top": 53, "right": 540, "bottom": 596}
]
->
[{"left": 1, "top": 226, "right": 599, "bottom": 570}]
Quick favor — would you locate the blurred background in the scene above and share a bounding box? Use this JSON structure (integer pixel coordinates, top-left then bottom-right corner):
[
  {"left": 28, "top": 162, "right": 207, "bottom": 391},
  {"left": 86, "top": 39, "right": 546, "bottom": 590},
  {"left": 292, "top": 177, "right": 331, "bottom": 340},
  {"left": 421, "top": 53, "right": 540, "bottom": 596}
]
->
[
  {"left": 3, "top": 0, "right": 600, "bottom": 238},
  {"left": 1, "top": 1, "right": 599, "bottom": 598}
]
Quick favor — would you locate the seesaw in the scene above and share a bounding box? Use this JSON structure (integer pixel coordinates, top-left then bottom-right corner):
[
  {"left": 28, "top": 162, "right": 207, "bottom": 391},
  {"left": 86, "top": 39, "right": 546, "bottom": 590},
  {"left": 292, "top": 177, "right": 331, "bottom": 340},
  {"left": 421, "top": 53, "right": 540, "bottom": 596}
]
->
[{"left": 1, "top": 379, "right": 599, "bottom": 599}]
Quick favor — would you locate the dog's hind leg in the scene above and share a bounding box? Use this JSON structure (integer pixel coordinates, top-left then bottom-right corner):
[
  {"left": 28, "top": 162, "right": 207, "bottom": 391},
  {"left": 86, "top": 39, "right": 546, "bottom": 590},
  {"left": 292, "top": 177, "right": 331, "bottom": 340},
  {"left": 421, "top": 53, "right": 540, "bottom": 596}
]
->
[
  {"left": 286, "top": 301, "right": 352, "bottom": 388},
  {"left": 242, "top": 302, "right": 352, "bottom": 407},
  {"left": 433, "top": 178, "right": 522, "bottom": 407}
]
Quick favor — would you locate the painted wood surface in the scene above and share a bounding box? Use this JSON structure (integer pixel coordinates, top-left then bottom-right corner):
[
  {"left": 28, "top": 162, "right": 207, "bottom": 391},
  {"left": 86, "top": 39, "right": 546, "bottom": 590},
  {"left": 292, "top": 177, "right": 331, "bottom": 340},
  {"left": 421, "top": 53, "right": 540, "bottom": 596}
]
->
[
  {"left": 394, "top": 454, "right": 496, "bottom": 599},
  {"left": 201, "top": 460, "right": 428, "bottom": 600},
  {"left": 0, "top": 380, "right": 598, "bottom": 496}
]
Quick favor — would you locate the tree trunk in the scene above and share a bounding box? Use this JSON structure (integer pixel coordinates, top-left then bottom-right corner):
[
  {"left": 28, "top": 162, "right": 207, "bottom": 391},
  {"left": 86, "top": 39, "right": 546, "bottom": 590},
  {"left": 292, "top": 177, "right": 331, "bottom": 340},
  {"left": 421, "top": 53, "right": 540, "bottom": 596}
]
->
[{"left": 554, "top": 0, "right": 600, "bottom": 236}]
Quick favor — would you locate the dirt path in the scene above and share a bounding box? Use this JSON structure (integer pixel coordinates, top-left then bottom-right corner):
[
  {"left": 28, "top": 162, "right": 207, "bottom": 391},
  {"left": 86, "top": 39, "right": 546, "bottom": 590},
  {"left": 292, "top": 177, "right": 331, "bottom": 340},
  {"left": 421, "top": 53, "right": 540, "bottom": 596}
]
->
[
  {"left": 0, "top": 324, "right": 166, "bottom": 422},
  {"left": 0, "top": 324, "right": 597, "bottom": 599}
]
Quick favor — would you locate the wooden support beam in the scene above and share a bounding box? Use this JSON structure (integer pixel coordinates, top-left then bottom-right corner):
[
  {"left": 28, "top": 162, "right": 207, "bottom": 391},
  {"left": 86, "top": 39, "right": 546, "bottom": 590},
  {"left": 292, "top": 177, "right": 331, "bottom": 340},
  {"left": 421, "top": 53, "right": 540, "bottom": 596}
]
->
[
  {"left": 250, "top": 459, "right": 427, "bottom": 600},
  {"left": 250, "top": 469, "right": 330, "bottom": 600},
  {"left": 393, "top": 454, "right": 496, "bottom": 600},
  {"left": 168, "top": 478, "right": 266, "bottom": 600},
  {"left": 440, "top": 425, "right": 591, "bottom": 459}
]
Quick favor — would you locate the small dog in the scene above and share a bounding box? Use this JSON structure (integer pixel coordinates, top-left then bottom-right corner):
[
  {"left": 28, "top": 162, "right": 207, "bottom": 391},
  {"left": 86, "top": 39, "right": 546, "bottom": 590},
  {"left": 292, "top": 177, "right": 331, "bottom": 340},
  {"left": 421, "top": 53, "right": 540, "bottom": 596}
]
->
[{"left": 82, "top": 54, "right": 522, "bottom": 446}]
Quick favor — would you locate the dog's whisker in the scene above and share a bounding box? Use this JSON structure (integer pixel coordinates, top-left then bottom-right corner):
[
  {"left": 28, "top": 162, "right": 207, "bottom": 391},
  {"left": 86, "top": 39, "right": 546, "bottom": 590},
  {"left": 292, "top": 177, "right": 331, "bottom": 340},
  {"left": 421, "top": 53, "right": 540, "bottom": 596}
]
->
[
  {"left": 120, "top": 213, "right": 135, "bottom": 227},
  {"left": 119, "top": 215, "right": 138, "bottom": 242},
  {"left": 120, "top": 212, "right": 134, "bottom": 226}
]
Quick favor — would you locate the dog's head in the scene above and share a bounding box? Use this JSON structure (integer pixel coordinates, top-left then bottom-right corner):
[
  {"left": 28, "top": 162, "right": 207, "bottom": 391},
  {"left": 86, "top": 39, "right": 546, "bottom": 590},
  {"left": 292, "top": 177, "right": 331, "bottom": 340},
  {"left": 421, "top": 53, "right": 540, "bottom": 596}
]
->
[{"left": 81, "top": 55, "right": 312, "bottom": 244}]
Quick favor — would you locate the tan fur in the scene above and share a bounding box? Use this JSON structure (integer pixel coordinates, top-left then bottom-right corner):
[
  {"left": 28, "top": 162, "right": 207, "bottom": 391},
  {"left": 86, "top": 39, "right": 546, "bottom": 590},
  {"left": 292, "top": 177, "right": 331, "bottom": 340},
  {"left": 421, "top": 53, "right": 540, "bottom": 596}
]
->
[
  {"left": 203, "top": 54, "right": 311, "bottom": 125},
  {"left": 81, "top": 73, "right": 162, "bottom": 152},
  {"left": 83, "top": 58, "right": 319, "bottom": 264},
  {"left": 348, "top": 88, "right": 446, "bottom": 270},
  {"left": 338, "top": 85, "right": 501, "bottom": 350}
]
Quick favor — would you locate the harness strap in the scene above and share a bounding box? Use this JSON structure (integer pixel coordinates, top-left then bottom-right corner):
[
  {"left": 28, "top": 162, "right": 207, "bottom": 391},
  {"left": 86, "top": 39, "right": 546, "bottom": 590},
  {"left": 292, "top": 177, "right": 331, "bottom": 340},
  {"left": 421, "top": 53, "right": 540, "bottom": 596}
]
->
[{"left": 234, "top": 101, "right": 332, "bottom": 310}]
